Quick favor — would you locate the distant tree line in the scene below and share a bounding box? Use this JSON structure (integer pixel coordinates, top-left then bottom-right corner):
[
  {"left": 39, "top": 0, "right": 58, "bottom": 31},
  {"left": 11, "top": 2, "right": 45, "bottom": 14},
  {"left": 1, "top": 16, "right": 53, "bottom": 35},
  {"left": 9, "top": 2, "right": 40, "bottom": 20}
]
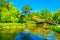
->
[{"left": 0, "top": 0, "right": 60, "bottom": 24}]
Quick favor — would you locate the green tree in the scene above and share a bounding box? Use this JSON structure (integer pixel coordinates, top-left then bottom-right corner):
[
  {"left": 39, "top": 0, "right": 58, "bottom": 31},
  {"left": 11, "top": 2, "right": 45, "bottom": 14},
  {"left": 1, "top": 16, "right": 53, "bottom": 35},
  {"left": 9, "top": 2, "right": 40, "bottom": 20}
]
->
[
  {"left": 53, "top": 9, "right": 60, "bottom": 24},
  {"left": 9, "top": 8, "right": 21, "bottom": 23},
  {"left": 0, "top": 0, "right": 21, "bottom": 23},
  {"left": 19, "top": 5, "right": 32, "bottom": 23},
  {"left": 0, "top": 0, "right": 8, "bottom": 22},
  {"left": 22, "top": 5, "right": 32, "bottom": 15},
  {"left": 39, "top": 9, "right": 53, "bottom": 22},
  {"left": 28, "top": 12, "right": 40, "bottom": 21}
]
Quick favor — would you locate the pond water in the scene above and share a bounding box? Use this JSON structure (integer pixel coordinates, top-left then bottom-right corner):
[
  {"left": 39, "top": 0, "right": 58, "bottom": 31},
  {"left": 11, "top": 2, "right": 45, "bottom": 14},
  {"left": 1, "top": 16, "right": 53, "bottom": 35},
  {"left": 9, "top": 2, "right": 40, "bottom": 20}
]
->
[
  {"left": 0, "top": 27, "right": 59, "bottom": 40},
  {"left": 15, "top": 29, "right": 57, "bottom": 40}
]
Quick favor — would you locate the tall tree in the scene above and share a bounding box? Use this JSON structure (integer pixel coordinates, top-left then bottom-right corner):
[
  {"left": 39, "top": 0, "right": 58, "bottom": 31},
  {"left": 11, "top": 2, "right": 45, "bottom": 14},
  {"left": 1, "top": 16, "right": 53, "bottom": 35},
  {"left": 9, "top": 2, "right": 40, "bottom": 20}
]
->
[
  {"left": 22, "top": 5, "right": 32, "bottom": 15},
  {"left": 19, "top": 5, "right": 32, "bottom": 23}
]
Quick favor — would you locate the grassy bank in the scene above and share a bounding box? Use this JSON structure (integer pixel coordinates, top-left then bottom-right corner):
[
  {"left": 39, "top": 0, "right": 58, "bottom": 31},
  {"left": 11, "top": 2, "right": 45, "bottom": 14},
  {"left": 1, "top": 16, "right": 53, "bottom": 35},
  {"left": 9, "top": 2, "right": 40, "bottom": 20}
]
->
[
  {"left": 0, "top": 23, "right": 26, "bottom": 28},
  {"left": 47, "top": 25, "right": 60, "bottom": 33}
]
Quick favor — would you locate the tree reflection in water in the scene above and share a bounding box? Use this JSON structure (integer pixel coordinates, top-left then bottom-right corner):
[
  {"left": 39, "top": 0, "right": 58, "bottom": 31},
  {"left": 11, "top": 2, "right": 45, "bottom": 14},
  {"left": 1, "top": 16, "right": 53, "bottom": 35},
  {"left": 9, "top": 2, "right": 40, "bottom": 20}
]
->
[{"left": 54, "top": 32, "right": 60, "bottom": 40}]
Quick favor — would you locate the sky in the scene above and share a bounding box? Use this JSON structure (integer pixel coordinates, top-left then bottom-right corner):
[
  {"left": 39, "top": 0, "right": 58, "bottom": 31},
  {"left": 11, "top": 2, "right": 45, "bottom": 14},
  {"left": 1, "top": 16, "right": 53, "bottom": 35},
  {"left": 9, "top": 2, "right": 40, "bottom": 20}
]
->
[{"left": 9, "top": 0, "right": 60, "bottom": 12}]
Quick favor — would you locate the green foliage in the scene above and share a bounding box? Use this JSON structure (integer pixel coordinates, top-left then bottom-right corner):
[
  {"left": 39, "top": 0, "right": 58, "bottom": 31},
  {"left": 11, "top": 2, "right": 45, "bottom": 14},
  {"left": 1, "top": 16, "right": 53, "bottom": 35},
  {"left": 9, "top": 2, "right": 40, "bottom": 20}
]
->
[
  {"left": 22, "top": 5, "right": 32, "bottom": 11},
  {"left": 53, "top": 10, "right": 60, "bottom": 24},
  {"left": 0, "top": 0, "right": 60, "bottom": 24},
  {"left": 0, "top": 0, "right": 8, "bottom": 5},
  {"left": 0, "top": 0, "right": 21, "bottom": 23},
  {"left": 22, "top": 5, "right": 32, "bottom": 15},
  {"left": 47, "top": 25, "right": 60, "bottom": 33},
  {"left": 0, "top": 0, "right": 60, "bottom": 40},
  {"left": 39, "top": 9, "right": 53, "bottom": 22}
]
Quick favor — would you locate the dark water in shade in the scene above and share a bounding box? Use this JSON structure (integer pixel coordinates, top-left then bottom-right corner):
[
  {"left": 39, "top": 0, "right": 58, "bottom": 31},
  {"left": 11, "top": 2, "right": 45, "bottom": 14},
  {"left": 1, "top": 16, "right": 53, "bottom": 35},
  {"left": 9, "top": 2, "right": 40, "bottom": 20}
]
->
[{"left": 15, "top": 31, "right": 57, "bottom": 40}]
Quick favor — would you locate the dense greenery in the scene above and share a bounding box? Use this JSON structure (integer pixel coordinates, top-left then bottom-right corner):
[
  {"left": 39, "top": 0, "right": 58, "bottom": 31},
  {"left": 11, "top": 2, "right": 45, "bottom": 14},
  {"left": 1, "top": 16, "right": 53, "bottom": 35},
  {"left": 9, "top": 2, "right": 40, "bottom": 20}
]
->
[
  {"left": 0, "top": 0, "right": 60, "bottom": 24},
  {"left": 0, "top": 0, "right": 60, "bottom": 40},
  {"left": 0, "top": 0, "right": 60, "bottom": 33}
]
